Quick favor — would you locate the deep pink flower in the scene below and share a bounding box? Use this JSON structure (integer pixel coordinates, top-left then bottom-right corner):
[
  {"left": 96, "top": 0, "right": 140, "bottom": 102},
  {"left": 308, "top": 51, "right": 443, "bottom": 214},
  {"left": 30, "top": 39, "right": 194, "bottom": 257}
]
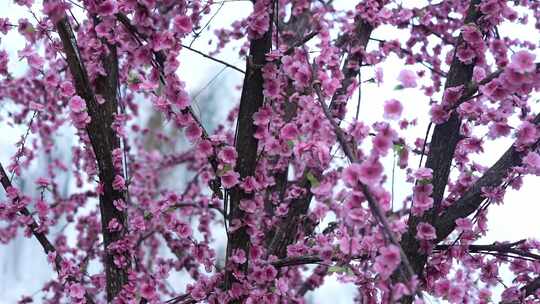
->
[
  {"left": 430, "top": 104, "right": 450, "bottom": 124},
  {"left": 372, "top": 135, "right": 392, "bottom": 156},
  {"left": 455, "top": 218, "right": 473, "bottom": 232},
  {"left": 280, "top": 123, "right": 299, "bottom": 141},
  {"left": 231, "top": 249, "right": 246, "bottom": 264},
  {"left": 374, "top": 245, "right": 401, "bottom": 279},
  {"left": 185, "top": 122, "right": 202, "bottom": 142},
  {"left": 97, "top": 0, "right": 117, "bottom": 15},
  {"left": 462, "top": 25, "right": 482, "bottom": 44},
  {"left": 488, "top": 122, "right": 511, "bottom": 139},
  {"left": 413, "top": 167, "right": 433, "bottom": 180},
  {"left": 416, "top": 222, "right": 437, "bottom": 240},
  {"left": 173, "top": 15, "right": 193, "bottom": 34},
  {"left": 221, "top": 170, "right": 239, "bottom": 188},
  {"left": 516, "top": 121, "right": 538, "bottom": 146},
  {"left": 524, "top": 152, "right": 540, "bottom": 172},
  {"left": 239, "top": 199, "right": 257, "bottom": 213},
  {"left": 218, "top": 146, "right": 237, "bottom": 165},
  {"left": 140, "top": 282, "right": 156, "bottom": 299},
  {"left": 69, "top": 96, "right": 86, "bottom": 113},
  {"left": 343, "top": 163, "right": 362, "bottom": 188},
  {"left": 447, "top": 284, "right": 465, "bottom": 302}
]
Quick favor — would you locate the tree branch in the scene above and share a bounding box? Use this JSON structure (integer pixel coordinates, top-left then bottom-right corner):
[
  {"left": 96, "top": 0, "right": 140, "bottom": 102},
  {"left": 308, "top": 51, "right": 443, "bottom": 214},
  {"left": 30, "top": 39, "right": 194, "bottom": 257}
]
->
[
  {"left": 223, "top": 0, "right": 273, "bottom": 295},
  {"left": 398, "top": 0, "right": 483, "bottom": 288},
  {"left": 54, "top": 15, "right": 128, "bottom": 300},
  {"left": 434, "top": 114, "right": 540, "bottom": 241},
  {"left": 0, "top": 163, "right": 95, "bottom": 304}
]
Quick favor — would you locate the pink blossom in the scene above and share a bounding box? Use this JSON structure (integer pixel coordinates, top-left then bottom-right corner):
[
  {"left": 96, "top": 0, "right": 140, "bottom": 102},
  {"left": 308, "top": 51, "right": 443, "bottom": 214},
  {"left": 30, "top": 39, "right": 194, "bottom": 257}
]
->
[
  {"left": 374, "top": 245, "right": 401, "bottom": 279},
  {"left": 185, "top": 122, "right": 202, "bottom": 142},
  {"left": 69, "top": 96, "right": 86, "bottom": 113},
  {"left": 107, "top": 218, "right": 122, "bottom": 232},
  {"left": 218, "top": 146, "right": 237, "bottom": 165},
  {"left": 280, "top": 123, "right": 299, "bottom": 140},
  {"left": 343, "top": 163, "right": 362, "bottom": 188},
  {"left": 358, "top": 157, "right": 384, "bottom": 185},
  {"left": 416, "top": 222, "right": 437, "bottom": 240},
  {"left": 488, "top": 122, "right": 511, "bottom": 139},
  {"left": 69, "top": 283, "right": 85, "bottom": 299},
  {"left": 455, "top": 218, "right": 473, "bottom": 233},
  {"left": 239, "top": 199, "right": 257, "bottom": 213},
  {"left": 231, "top": 249, "right": 246, "bottom": 264},
  {"left": 434, "top": 279, "right": 450, "bottom": 297},
  {"left": 112, "top": 175, "right": 126, "bottom": 191},
  {"left": 524, "top": 152, "right": 540, "bottom": 172},
  {"left": 413, "top": 167, "right": 433, "bottom": 180},
  {"left": 140, "top": 282, "right": 156, "bottom": 299},
  {"left": 430, "top": 104, "right": 450, "bottom": 124},
  {"left": 35, "top": 199, "right": 48, "bottom": 217},
  {"left": 196, "top": 140, "right": 213, "bottom": 158},
  {"left": 510, "top": 50, "right": 536, "bottom": 73},
  {"left": 221, "top": 171, "right": 239, "bottom": 188},
  {"left": 516, "top": 121, "right": 538, "bottom": 147},
  {"left": 97, "top": 0, "right": 117, "bottom": 15},
  {"left": 113, "top": 199, "right": 126, "bottom": 211},
  {"left": 447, "top": 284, "right": 465, "bottom": 303},
  {"left": 456, "top": 46, "right": 476, "bottom": 63},
  {"left": 442, "top": 86, "right": 463, "bottom": 105},
  {"left": 383, "top": 99, "right": 403, "bottom": 120},
  {"left": 372, "top": 135, "right": 392, "bottom": 156},
  {"left": 173, "top": 15, "right": 193, "bottom": 34},
  {"left": 175, "top": 221, "right": 192, "bottom": 238},
  {"left": 501, "top": 287, "right": 520, "bottom": 303},
  {"left": 397, "top": 69, "right": 417, "bottom": 88}
]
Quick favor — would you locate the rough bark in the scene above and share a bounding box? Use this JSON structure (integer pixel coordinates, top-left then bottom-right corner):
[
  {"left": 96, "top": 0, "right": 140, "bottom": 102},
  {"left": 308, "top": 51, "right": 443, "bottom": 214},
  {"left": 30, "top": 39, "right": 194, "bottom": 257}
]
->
[
  {"left": 398, "top": 0, "right": 482, "bottom": 282},
  {"left": 54, "top": 16, "right": 128, "bottom": 300},
  {"left": 223, "top": 0, "right": 273, "bottom": 294}
]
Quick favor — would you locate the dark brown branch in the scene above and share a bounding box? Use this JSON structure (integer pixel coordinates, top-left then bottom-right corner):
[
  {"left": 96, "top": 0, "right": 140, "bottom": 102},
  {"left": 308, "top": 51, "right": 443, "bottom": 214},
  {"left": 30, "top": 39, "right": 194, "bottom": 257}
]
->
[
  {"left": 223, "top": 0, "right": 273, "bottom": 295},
  {"left": 54, "top": 15, "right": 128, "bottom": 300},
  {"left": 0, "top": 163, "right": 95, "bottom": 304},
  {"left": 434, "top": 114, "right": 540, "bottom": 241},
  {"left": 398, "top": 1, "right": 483, "bottom": 291}
]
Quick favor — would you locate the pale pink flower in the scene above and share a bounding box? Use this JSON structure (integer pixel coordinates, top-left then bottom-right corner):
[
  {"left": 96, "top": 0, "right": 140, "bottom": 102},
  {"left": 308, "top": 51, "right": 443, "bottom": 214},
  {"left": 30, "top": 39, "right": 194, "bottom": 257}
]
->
[
  {"left": 383, "top": 99, "right": 403, "bottom": 120},
  {"left": 69, "top": 96, "right": 86, "bottom": 113},
  {"left": 510, "top": 50, "right": 536, "bottom": 73},
  {"left": 397, "top": 69, "right": 417, "bottom": 88},
  {"left": 69, "top": 283, "right": 85, "bottom": 299}
]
